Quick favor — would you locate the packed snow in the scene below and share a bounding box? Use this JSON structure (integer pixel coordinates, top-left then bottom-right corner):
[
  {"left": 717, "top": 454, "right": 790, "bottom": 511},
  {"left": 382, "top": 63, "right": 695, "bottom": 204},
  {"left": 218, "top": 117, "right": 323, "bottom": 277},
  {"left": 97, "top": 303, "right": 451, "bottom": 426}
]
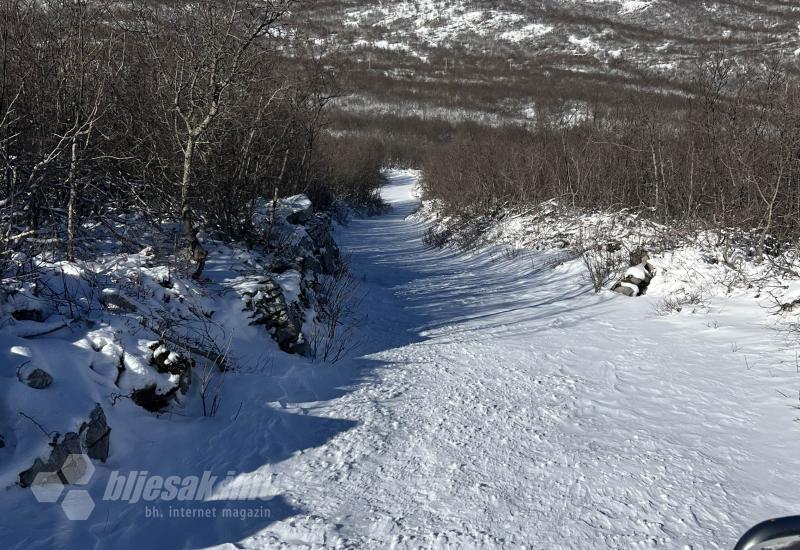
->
[{"left": 2, "top": 170, "right": 800, "bottom": 548}]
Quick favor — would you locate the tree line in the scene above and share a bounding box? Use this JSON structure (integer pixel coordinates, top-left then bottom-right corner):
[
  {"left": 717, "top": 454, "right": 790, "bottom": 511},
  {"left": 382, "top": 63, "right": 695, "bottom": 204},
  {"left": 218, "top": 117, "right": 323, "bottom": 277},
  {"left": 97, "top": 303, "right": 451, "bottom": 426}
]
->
[{"left": 421, "top": 56, "right": 800, "bottom": 257}]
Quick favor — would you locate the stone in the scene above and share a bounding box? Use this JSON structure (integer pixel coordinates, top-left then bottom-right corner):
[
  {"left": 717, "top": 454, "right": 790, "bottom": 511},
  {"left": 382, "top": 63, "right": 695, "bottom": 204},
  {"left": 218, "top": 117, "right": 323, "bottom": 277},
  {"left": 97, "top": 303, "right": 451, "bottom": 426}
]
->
[
  {"left": 302, "top": 255, "right": 323, "bottom": 274},
  {"left": 244, "top": 278, "right": 305, "bottom": 354},
  {"left": 149, "top": 342, "right": 194, "bottom": 395},
  {"left": 24, "top": 368, "right": 53, "bottom": 390},
  {"left": 11, "top": 308, "right": 44, "bottom": 322},
  {"left": 305, "top": 214, "right": 341, "bottom": 275},
  {"left": 283, "top": 195, "right": 314, "bottom": 225},
  {"left": 19, "top": 432, "right": 82, "bottom": 488},
  {"left": 320, "top": 247, "right": 339, "bottom": 275},
  {"left": 100, "top": 289, "right": 138, "bottom": 313},
  {"left": 612, "top": 259, "right": 656, "bottom": 297},
  {"left": 80, "top": 404, "right": 110, "bottom": 462},
  {"left": 269, "top": 257, "right": 299, "bottom": 274},
  {"left": 131, "top": 384, "right": 176, "bottom": 412},
  {"left": 287, "top": 208, "right": 312, "bottom": 225},
  {"left": 612, "top": 282, "right": 639, "bottom": 297},
  {"left": 629, "top": 248, "right": 650, "bottom": 267}
]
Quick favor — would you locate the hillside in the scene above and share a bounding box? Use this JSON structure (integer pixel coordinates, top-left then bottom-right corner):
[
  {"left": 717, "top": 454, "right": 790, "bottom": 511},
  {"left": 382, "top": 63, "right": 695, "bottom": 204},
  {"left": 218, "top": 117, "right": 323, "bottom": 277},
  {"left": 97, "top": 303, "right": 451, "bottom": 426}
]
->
[
  {"left": 4, "top": 2, "right": 800, "bottom": 548},
  {"left": 304, "top": 0, "right": 800, "bottom": 150}
]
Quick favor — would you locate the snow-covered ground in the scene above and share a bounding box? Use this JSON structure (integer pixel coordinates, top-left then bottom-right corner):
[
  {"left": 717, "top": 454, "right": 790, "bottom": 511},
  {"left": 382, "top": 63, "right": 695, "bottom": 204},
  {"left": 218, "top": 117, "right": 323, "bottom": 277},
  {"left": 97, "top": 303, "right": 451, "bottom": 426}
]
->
[
  {"left": 245, "top": 171, "right": 800, "bottom": 548},
  {"left": 4, "top": 170, "right": 800, "bottom": 548}
]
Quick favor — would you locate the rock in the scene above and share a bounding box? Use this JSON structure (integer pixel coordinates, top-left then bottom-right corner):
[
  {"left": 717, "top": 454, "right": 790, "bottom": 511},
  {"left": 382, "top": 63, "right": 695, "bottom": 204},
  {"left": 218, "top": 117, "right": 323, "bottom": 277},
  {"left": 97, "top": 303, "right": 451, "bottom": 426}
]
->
[
  {"left": 131, "top": 384, "right": 176, "bottom": 412},
  {"left": 19, "top": 403, "right": 111, "bottom": 487},
  {"left": 100, "top": 288, "right": 138, "bottom": 313},
  {"left": 149, "top": 342, "right": 193, "bottom": 395},
  {"left": 24, "top": 368, "right": 53, "bottom": 390},
  {"left": 612, "top": 281, "right": 639, "bottom": 297},
  {"left": 243, "top": 278, "right": 306, "bottom": 354},
  {"left": 624, "top": 264, "right": 652, "bottom": 286},
  {"left": 629, "top": 248, "right": 650, "bottom": 267},
  {"left": 284, "top": 195, "right": 313, "bottom": 225},
  {"left": 269, "top": 256, "right": 301, "bottom": 274},
  {"left": 612, "top": 261, "right": 656, "bottom": 297},
  {"left": 305, "top": 214, "right": 341, "bottom": 275},
  {"left": 302, "top": 255, "right": 323, "bottom": 274},
  {"left": 287, "top": 209, "right": 312, "bottom": 225},
  {"left": 11, "top": 308, "right": 45, "bottom": 322},
  {"left": 80, "top": 404, "right": 110, "bottom": 462},
  {"left": 319, "top": 247, "right": 339, "bottom": 274},
  {"left": 19, "top": 432, "right": 82, "bottom": 488}
]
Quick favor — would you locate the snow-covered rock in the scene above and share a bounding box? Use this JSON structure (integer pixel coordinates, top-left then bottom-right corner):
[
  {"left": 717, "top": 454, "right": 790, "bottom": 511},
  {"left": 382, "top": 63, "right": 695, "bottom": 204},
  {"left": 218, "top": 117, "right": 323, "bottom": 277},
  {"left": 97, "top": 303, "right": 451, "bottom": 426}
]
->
[{"left": 612, "top": 257, "right": 656, "bottom": 297}]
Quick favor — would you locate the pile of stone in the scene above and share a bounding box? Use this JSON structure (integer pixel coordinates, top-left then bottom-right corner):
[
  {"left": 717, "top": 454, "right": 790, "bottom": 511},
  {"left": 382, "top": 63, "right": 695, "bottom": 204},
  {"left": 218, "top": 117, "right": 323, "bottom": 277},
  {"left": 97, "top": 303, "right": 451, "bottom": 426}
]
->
[
  {"left": 241, "top": 278, "right": 308, "bottom": 355},
  {"left": 612, "top": 250, "right": 656, "bottom": 297}
]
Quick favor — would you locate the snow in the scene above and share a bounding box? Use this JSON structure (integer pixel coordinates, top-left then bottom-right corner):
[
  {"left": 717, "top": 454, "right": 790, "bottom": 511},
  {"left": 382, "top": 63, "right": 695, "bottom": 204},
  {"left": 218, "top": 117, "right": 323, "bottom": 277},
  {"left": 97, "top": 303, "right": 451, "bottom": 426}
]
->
[
  {"left": 618, "top": 1, "right": 655, "bottom": 15},
  {"left": 2, "top": 170, "right": 800, "bottom": 548},
  {"left": 499, "top": 23, "right": 553, "bottom": 43},
  {"left": 342, "top": 2, "right": 545, "bottom": 48},
  {"left": 625, "top": 263, "right": 650, "bottom": 281},
  {"left": 248, "top": 171, "right": 800, "bottom": 548},
  {"left": 576, "top": 0, "right": 656, "bottom": 14}
]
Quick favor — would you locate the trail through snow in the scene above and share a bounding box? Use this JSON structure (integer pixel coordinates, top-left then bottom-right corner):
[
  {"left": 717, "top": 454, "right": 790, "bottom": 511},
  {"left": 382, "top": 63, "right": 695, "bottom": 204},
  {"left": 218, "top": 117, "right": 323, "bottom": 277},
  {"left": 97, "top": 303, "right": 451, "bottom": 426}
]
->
[
  {"left": 4, "top": 170, "right": 800, "bottom": 550},
  {"left": 248, "top": 171, "right": 800, "bottom": 549}
]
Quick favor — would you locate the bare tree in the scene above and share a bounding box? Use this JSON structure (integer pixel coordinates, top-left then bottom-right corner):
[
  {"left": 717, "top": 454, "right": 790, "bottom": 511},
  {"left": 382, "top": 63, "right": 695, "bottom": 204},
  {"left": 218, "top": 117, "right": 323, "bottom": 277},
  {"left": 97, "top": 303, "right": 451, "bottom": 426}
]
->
[{"left": 133, "top": 0, "right": 295, "bottom": 278}]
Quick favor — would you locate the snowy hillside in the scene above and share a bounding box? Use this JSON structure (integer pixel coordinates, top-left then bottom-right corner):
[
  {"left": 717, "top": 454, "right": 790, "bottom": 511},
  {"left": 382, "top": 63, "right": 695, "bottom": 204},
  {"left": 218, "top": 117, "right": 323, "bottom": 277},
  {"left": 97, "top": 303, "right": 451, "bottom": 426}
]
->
[
  {"left": 317, "top": 0, "right": 800, "bottom": 61},
  {"left": 307, "top": 0, "right": 800, "bottom": 150}
]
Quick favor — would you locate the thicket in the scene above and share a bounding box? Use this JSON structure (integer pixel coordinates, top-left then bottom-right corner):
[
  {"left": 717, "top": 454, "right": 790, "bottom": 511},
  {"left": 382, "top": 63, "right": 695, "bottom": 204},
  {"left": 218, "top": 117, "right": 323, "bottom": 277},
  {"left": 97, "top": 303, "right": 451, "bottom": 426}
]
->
[
  {"left": 0, "top": 0, "right": 384, "bottom": 276},
  {"left": 421, "top": 57, "right": 800, "bottom": 256}
]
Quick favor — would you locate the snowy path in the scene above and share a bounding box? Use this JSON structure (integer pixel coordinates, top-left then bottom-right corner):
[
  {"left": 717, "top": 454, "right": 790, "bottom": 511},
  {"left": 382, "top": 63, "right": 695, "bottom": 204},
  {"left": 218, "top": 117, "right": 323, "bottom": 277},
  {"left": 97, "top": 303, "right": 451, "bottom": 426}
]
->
[{"left": 246, "top": 171, "right": 800, "bottom": 549}]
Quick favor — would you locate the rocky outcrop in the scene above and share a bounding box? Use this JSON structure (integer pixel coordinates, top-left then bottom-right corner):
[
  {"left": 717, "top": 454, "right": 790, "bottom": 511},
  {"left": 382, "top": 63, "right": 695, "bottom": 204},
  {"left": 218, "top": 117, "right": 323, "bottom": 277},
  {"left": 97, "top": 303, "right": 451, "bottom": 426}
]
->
[
  {"left": 245, "top": 193, "right": 345, "bottom": 354},
  {"left": 118, "top": 341, "right": 197, "bottom": 412},
  {"left": 285, "top": 196, "right": 313, "bottom": 225}
]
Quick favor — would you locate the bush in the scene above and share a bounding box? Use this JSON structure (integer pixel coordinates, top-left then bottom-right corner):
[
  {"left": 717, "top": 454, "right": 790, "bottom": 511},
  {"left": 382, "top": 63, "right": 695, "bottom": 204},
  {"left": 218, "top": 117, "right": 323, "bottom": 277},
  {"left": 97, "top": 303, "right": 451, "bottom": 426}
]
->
[
  {"left": 310, "top": 134, "right": 387, "bottom": 212},
  {"left": 419, "top": 58, "right": 800, "bottom": 245}
]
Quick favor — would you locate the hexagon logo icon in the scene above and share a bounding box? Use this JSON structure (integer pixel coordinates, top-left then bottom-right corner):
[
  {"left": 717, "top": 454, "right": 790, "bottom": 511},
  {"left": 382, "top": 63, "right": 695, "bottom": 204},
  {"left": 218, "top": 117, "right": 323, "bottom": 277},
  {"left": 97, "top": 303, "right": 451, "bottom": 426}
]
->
[
  {"left": 30, "top": 471, "right": 64, "bottom": 503},
  {"left": 61, "top": 490, "right": 95, "bottom": 521},
  {"left": 61, "top": 454, "right": 95, "bottom": 485}
]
